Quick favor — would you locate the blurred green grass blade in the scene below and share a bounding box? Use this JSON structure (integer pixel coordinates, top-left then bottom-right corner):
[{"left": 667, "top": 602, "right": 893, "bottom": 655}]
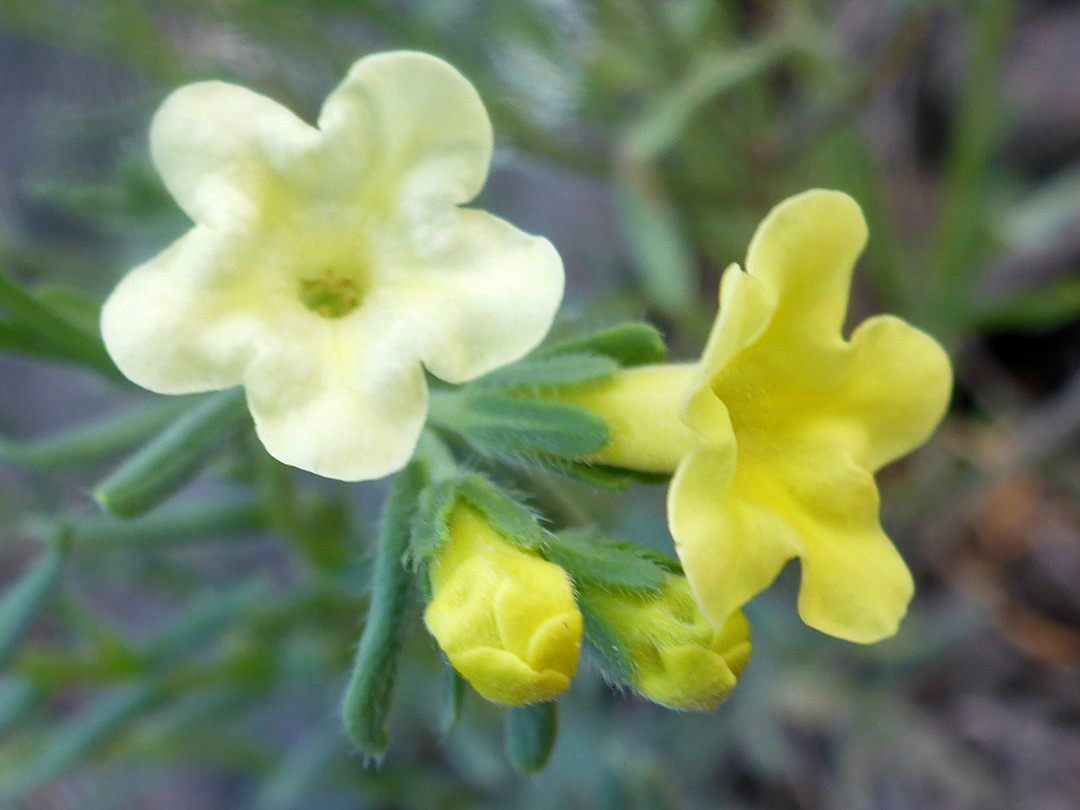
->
[
  {"left": 0, "top": 535, "right": 67, "bottom": 669},
  {"left": 93, "top": 389, "right": 249, "bottom": 517},
  {"left": 2, "top": 681, "right": 160, "bottom": 800},
  {"left": 624, "top": 39, "right": 791, "bottom": 159},
  {"left": 0, "top": 677, "right": 41, "bottom": 739},
  {"left": 614, "top": 163, "right": 698, "bottom": 322},
  {"left": 505, "top": 701, "right": 559, "bottom": 774},
  {"left": 998, "top": 160, "right": 1080, "bottom": 253},
  {"left": 0, "top": 398, "right": 191, "bottom": 470},
  {"left": 145, "top": 581, "right": 270, "bottom": 671},
  {"left": 931, "top": 0, "right": 1017, "bottom": 330},
  {"left": 67, "top": 495, "right": 263, "bottom": 550},
  {"left": 972, "top": 277, "right": 1080, "bottom": 333},
  {"left": 0, "top": 320, "right": 71, "bottom": 359},
  {"left": 342, "top": 460, "right": 426, "bottom": 756},
  {"left": 0, "top": 268, "right": 119, "bottom": 379},
  {"left": 255, "top": 719, "right": 348, "bottom": 810}
]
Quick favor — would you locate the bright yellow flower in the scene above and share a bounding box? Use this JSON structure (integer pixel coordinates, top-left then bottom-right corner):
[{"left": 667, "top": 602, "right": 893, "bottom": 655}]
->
[
  {"left": 567, "top": 190, "right": 951, "bottom": 643},
  {"left": 101, "top": 52, "right": 564, "bottom": 481},
  {"left": 583, "top": 574, "right": 751, "bottom": 710},
  {"left": 423, "top": 506, "right": 582, "bottom": 706}
]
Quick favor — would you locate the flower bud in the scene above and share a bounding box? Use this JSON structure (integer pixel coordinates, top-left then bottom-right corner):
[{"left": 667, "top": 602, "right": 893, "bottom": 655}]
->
[
  {"left": 584, "top": 575, "right": 751, "bottom": 710},
  {"left": 423, "top": 507, "right": 583, "bottom": 706}
]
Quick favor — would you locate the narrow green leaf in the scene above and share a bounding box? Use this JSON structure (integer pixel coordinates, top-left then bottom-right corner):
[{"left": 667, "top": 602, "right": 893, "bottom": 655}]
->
[
  {"left": 93, "top": 389, "right": 249, "bottom": 517},
  {"left": 613, "top": 166, "right": 697, "bottom": 321},
  {"left": 526, "top": 457, "right": 670, "bottom": 490},
  {"left": 0, "top": 398, "right": 191, "bottom": 470},
  {"left": 408, "top": 478, "right": 462, "bottom": 562},
  {"left": 342, "top": 460, "right": 426, "bottom": 755},
  {"left": 457, "top": 395, "right": 609, "bottom": 459},
  {"left": 0, "top": 268, "right": 119, "bottom": 379},
  {"left": 255, "top": 719, "right": 347, "bottom": 810},
  {"left": 37, "top": 496, "right": 263, "bottom": 550},
  {"left": 972, "top": 277, "right": 1080, "bottom": 333},
  {"left": 0, "top": 677, "right": 41, "bottom": 739},
  {"left": 2, "top": 681, "right": 160, "bottom": 800},
  {"left": 474, "top": 354, "right": 619, "bottom": 391},
  {"left": 144, "top": 581, "right": 270, "bottom": 671},
  {"left": 457, "top": 474, "right": 547, "bottom": 552},
  {"left": 505, "top": 701, "right": 559, "bottom": 774},
  {"left": 0, "top": 320, "right": 67, "bottom": 358},
  {"left": 0, "top": 537, "right": 66, "bottom": 669},
  {"left": 540, "top": 322, "right": 667, "bottom": 367},
  {"left": 576, "top": 593, "right": 635, "bottom": 686},
  {"left": 546, "top": 529, "right": 668, "bottom": 593},
  {"left": 33, "top": 285, "right": 102, "bottom": 336},
  {"left": 439, "top": 665, "right": 465, "bottom": 736}
]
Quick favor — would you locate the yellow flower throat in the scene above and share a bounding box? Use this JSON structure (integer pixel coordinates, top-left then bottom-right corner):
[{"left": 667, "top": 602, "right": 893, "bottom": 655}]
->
[{"left": 299, "top": 269, "right": 363, "bottom": 319}]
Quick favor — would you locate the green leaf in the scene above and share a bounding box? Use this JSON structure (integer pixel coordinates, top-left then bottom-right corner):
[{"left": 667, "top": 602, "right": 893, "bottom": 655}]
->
[
  {"left": 255, "top": 718, "right": 347, "bottom": 810},
  {"left": 505, "top": 701, "right": 559, "bottom": 774},
  {"left": 455, "top": 395, "right": 609, "bottom": 459},
  {"left": 144, "top": 581, "right": 270, "bottom": 671},
  {"left": 473, "top": 353, "right": 619, "bottom": 391},
  {"left": 0, "top": 398, "right": 191, "bottom": 470},
  {"left": 438, "top": 665, "right": 465, "bottom": 737},
  {"left": 0, "top": 536, "right": 67, "bottom": 669},
  {"left": 456, "top": 474, "right": 548, "bottom": 552},
  {"left": 539, "top": 322, "right": 667, "bottom": 367},
  {"left": 56, "top": 496, "right": 263, "bottom": 550},
  {"left": 2, "top": 681, "right": 160, "bottom": 800},
  {"left": 972, "top": 277, "right": 1080, "bottom": 333},
  {"left": 93, "top": 389, "right": 249, "bottom": 517},
  {"left": 613, "top": 166, "right": 697, "bottom": 321},
  {"left": 0, "top": 268, "right": 119, "bottom": 379},
  {"left": 0, "top": 678, "right": 41, "bottom": 739},
  {"left": 408, "top": 478, "right": 462, "bottom": 563},
  {"left": 341, "top": 460, "right": 426, "bottom": 756},
  {"left": 576, "top": 593, "right": 635, "bottom": 686},
  {"left": 546, "top": 529, "right": 668, "bottom": 593},
  {"left": 524, "top": 457, "right": 670, "bottom": 490}
]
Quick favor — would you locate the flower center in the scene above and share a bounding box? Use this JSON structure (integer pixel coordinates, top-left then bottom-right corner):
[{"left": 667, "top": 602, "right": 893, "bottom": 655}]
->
[{"left": 299, "top": 270, "right": 362, "bottom": 319}]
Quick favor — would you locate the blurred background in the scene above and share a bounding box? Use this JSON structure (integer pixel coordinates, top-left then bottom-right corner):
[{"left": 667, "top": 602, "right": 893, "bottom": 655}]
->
[{"left": 1, "top": 0, "right": 1080, "bottom": 807}]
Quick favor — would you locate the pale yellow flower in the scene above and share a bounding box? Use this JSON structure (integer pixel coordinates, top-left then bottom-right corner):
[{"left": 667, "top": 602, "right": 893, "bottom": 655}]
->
[
  {"left": 583, "top": 574, "right": 751, "bottom": 710},
  {"left": 101, "top": 52, "right": 564, "bottom": 481},
  {"left": 423, "top": 506, "right": 582, "bottom": 706},
  {"left": 565, "top": 190, "right": 951, "bottom": 643}
]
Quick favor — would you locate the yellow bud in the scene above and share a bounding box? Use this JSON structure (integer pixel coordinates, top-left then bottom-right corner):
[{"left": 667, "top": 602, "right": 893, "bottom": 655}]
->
[
  {"left": 584, "top": 575, "right": 751, "bottom": 710},
  {"left": 423, "top": 507, "right": 583, "bottom": 706}
]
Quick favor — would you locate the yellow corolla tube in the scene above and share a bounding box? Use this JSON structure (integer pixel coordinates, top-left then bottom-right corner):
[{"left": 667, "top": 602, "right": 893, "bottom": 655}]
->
[
  {"left": 561, "top": 190, "right": 952, "bottom": 645},
  {"left": 583, "top": 574, "right": 751, "bottom": 710},
  {"left": 423, "top": 507, "right": 583, "bottom": 705}
]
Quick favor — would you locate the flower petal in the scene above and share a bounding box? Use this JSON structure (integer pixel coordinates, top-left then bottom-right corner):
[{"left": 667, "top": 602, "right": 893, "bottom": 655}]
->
[
  {"left": 683, "top": 265, "right": 773, "bottom": 442},
  {"left": 318, "top": 51, "right": 493, "bottom": 211},
  {"left": 744, "top": 189, "right": 867, "bottom": 341},
  {"left": 150, "top": 81, "right": 320, "bottom": 226},
  {"left": 749, "top": 429, "right": 912, "bottom": 643},
  {"left": 100, "top": 227, "right": 276, "bottom": 394},
  {"left": 837, "top": 315, "right": 953, "bottom": 471},
  {"left": 243, "top": 301, "right": 428, "bottom": 481},
  {"left": 393, "top": 209, "right": 564, "bottom": 384},
  {"left": 668, "top": 443, "right": 804, "bottom": 629}
]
